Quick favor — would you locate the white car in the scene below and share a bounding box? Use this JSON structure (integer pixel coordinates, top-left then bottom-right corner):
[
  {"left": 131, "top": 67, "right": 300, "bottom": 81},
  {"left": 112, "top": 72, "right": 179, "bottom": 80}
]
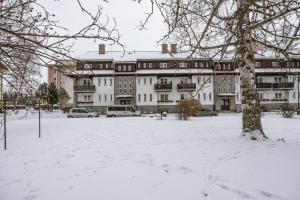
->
[
  {"left": 106, "top": 105, "right": 141, "bottom": 117},
  {"left": 67, "top": 108, "right": 99, "bottom": 118}
]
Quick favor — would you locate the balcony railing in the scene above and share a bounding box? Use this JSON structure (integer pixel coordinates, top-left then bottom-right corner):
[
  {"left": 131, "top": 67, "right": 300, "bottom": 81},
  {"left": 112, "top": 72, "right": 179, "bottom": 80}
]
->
[
  {"left": 157, "top": 100, "right": 173, "bottom": 103},
  {"left": 74, "top": 85, "right": 96, "bottom": 92},
  {"left": 256, "top": 82, "right": 294, "bottom": 90},
  {"left": 259, "top": 99, "right": 288, "bottom": 102},
  {"left": 154, "top": 82, "right": 172, "bottom": 91},
  {"left": 177, "top": 83, "right": 196, "bottom": 91}
]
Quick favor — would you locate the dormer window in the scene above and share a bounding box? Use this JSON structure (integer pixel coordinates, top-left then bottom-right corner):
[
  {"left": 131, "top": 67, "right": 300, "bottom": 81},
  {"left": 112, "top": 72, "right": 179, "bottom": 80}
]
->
[
  {"left": 149, "top": 63, "right": 152, "bottom": 68},
  {"left": 128, "top": 65, "right": 132, "bottom": 71},
  {"left": 123, "top": 65, "right": 126, "bottom": 71},
  {"left": 99, "top": 63, "right": 103, "bottom": 69},
  {"left": 118, "top": 65, "right": 121, "bottom": 71},
  {"left": 272, "top": 62, "right": 279, "bottom": 67},
  {"left": 138, "top": 63, "right": 141, "bottom": 69},
  {"left": 159, "top": 63, "right": 168, "bottom": 68},
  {"left": 179, "top": 62, "right": 187, "bottom": 68},
  {"left": 84, "top": 64, "right": 92, "bottom": 69},
  {"left": 195, "top": 62, "right": 198, "bottom": 68},
  {"left": 143, "top": 63, "right": 147, "bottom": 68}
]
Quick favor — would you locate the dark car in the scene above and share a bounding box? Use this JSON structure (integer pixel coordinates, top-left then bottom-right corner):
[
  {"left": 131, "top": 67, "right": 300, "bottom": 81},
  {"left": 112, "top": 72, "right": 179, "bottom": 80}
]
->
[{"left": 193, "top": 108, "right": 218, "bottom": 117}]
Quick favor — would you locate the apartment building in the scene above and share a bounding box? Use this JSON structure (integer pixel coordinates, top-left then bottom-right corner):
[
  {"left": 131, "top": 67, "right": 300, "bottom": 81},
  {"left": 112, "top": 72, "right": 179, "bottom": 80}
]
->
[
  {"left": 48, "top": 60, "right": 75, "bottom": 107},
  {"left": 64, "top": 44, "right": 300, "bottom": 114}
]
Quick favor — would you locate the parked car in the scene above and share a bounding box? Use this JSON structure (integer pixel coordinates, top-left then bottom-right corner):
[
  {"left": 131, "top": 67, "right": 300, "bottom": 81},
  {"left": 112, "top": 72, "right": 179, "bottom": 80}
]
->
[
  {"left": 194, "top": 108, "right": 218, "bottom": 117},
  {"left": 67, "top": 108, "right": 99, "bottom": 118},
  {"left": 106, "top": 105, "right": 141, "bottom": 117}
]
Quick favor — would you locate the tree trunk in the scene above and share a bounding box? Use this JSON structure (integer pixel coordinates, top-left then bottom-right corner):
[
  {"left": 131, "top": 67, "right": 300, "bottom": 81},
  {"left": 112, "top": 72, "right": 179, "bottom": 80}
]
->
[{"left": 236, "top": 0, "right": 267, "bottom": 140}]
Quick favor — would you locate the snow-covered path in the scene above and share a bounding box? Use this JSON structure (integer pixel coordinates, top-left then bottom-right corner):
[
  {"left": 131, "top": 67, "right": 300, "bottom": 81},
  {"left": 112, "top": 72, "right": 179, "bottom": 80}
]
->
[{"left": 0, "top": 112, "right": 300, "bottom": 200}]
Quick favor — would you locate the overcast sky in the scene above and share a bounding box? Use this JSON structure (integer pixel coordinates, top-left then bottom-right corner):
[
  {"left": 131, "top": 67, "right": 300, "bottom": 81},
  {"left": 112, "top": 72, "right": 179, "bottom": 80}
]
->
[{"left": 40, "top": 0, "right": 166, "bottom": 82}]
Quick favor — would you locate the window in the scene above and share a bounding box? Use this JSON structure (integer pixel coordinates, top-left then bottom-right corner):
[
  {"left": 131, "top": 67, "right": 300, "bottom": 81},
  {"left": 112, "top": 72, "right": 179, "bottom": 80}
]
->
[
  {"left": 150, "top": 94, "right": 152, "bottom": 102},
  {"left": 110, "top": 78, "right": 112, "bottom": 86},
  {"left": 144, "top": 78, "right": 146, "bottom": 85},
  {"left": 129, "top": 89, "right": 132, "bottom": 94},
  {"left": 150, "top": 78, "right": 152, "bottom": 85},
  {"left": 149, "top": 63, "right": 152, "bottom": 68},
  {"left": 144, "top": 94, "right": 147, "bottom": 102},
  {"left": 257, "top": 77, "right": 262, "bottom": 83},
  {"left": 198, "top": 93, "right": 200, "bottom": 101},
  {"left": 275, "top": 93, "right": 282, "bottom": 99},
  {"left": 159, "top": 63, "right": 168, "bottom": 68},
  {"left": 138, "top": 78, "right": 140, "bottom": 85},
  {"left": 179, "top": 62, "right": 187, "bottom": 68},
  {"left": 84, "top": 64, "right": 92, "bottom": 69},
  {"left": 160, "top": 94, "right": 168, "bottom": 101},
  {"left": 138, "top": 94, "right": 141, "bottom": 102},
  {"left": 143, "top": 63, "right": 147, "bottom": 68},
  {"left": 200, "top": 62, "right": 203, "bottom": 68},
  {"left": 259, "top": 93, "right": 263, "bottom": 100},
  {"left": 195, "top": 62, "right": 198, "bottom": 68},
  {"left": 105, "top": 94, "right": 107, "bottom": 102},
  {"left": 293, "top": 92, "right": 296, "bottom": 99},
  {"left": 99, "top": 95, "right": 101, "bottom": 101},
  {"left": 209, "top": 93, "right": 212, "bottom": 101},
  {"left": 100, "top": 64, "right": 103, "bottom": 69},
  {"left": 104, "top": 78, "right": 107, "bottom": 86},
  {"left": 236, "top": 93, "right": 239, "bottom": 101},
  {"left": 255, "top": 62, "right": 260, "bottom": 67},
  {"left": 110, "top": 94, "right": 113, "bottom": 101},
  {"left": 128, "top": 65, "right": 132, "bottom": 71},
  {"left": 180, "top": 94, "right": 184, "bottom": 100},
  {"left": 123, "top": 65, "right": 126, "bottom": 71},
  {"left": 98, "top": 78, "right": 101, "bottom": 86},
  {"left": 272, "top": 62, "right": 279, "bottom": 67},
  {"left": 138, "top": 63, "right": 141, "bottom": 68},
  {"left": 203, "top": 93, "right": 206, "bottom": 101},
  {"left": 118, "top": 66, "right": 121, "bottom": 71},
  {"left": 198, "top": 77, "right": 200, "bottom": 84},
  {"left": 105, "top": 63, "right": 109, "bottom": 69}
]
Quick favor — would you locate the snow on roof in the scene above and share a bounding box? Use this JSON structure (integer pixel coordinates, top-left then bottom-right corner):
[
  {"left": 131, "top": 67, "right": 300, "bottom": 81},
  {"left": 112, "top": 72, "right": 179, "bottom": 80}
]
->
[
  {"left": 69, "top": 70, "right": 114, "bottom": 75},
  {"left": 255, "top": 68, "right": 300, "bottom": 73},
  {"left": 78, "top": 50, "right": 300, "bottom": 62},
  {"left": 135, "top": 69, "right": 213, "bottom": 75},
  {"left": 78, "top": 51, "right": 209, "bottom": 62}
]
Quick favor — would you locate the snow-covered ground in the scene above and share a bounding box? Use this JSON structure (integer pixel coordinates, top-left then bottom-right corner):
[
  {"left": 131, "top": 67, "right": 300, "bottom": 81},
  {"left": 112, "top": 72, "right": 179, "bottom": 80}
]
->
[{"left": 0, "top": 111, "right": 300, "bottom": 200}]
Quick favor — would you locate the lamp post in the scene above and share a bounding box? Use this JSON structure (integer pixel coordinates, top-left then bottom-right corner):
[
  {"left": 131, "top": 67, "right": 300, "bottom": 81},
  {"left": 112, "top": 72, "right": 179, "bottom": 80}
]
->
[
  {"left": 297, "top": 76, "right": 299, "bottom": 115},
  {"left": 38, "top": 98, "right": 41, "bottom": 138}
]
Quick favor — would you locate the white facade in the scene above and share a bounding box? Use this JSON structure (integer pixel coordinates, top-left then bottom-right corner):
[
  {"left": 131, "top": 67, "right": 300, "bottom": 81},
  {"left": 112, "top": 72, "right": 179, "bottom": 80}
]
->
[
  {"left": 136, "top": 76, "right": 158, "bottom": 106},
  {"left": 93, "top": 77, "right": 114, "bottom": 107}
]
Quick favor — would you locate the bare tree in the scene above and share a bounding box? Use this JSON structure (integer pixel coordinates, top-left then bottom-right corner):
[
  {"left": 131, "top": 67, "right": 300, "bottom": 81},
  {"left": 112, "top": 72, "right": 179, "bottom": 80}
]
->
[
  {"left": 0, "top": 0, "right": 123, "bottom": 96},
  {"left": 137, "top": 0, "right": 300, "bottom": 140}
]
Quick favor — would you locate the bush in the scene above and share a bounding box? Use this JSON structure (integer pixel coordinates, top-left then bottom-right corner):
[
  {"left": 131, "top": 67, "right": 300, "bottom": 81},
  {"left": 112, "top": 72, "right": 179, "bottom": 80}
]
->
[
  {"left": 280, "top": 104, "right": 296, "bottom": 118},
  {"left": 177, "top": 99, "right": 202, "bottom": 120}
]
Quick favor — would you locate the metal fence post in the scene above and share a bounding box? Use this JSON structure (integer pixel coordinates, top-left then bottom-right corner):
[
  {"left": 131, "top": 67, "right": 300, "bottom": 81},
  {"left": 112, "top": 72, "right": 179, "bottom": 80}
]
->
[
  {"left": 39, "top": 100, "right": 41, "bottom": 138},
  {"left": 4, "top": 100, "right": 7, "bottom": 150}
]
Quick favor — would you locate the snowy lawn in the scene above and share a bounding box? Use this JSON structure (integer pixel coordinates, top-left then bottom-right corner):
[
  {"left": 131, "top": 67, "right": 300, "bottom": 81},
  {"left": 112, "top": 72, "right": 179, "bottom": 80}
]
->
[{"left": 0, "top": 111, "right": 300, "bottom": 200}]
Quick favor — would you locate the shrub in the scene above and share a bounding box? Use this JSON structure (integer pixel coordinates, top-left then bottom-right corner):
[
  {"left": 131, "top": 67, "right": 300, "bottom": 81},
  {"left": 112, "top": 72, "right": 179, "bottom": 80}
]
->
[
  {"left": 280, "top": 103, "right": 296, "bottom": 118},
  {"left": 177, "top": 99, "right": 202, "bottom": 120}
]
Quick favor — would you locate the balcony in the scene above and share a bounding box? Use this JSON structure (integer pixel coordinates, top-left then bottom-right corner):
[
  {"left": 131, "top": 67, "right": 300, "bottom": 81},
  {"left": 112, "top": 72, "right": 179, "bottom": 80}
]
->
[
  {"left": 74, "top": 85, "right": 96, "bottom": 92},
  {"left": 154, "top": 82, "right": 172, "bottom": 91},
  {"left": 256, "top": 82, "right": 294, "bottom": 90},
  {"left": 259, "top": 99, "right": 288, "bottom": 102},
  {"left": 177, "top": 83, "right": 196, "bottom": 91}
]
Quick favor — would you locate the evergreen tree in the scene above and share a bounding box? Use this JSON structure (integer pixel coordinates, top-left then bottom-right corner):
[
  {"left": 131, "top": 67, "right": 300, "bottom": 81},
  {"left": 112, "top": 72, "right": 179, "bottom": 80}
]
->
[{"left": 58, "top": 87, "right": 70, "bottom": 109}]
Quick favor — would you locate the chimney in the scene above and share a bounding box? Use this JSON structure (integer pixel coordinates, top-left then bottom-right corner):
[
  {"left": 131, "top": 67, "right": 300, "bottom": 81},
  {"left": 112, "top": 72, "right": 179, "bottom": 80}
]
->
[
  {"left": 161, "top": 44, "right": 168, "bottom": 54},
  {"left": 99, "top": 44, "right": 105, "bottom": 54},
  {"left": 171, "top": 44, "right": 177, "bottom": 53}
]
